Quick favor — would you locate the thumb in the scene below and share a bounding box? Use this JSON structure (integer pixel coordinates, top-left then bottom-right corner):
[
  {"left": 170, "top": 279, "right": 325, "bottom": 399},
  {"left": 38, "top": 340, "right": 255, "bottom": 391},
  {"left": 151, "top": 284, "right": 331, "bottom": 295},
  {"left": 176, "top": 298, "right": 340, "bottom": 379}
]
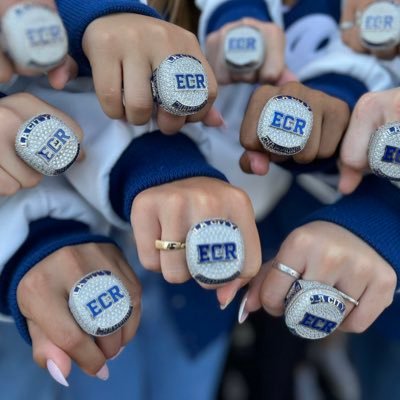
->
[
  {"left": 28, "top": 320, "right": 72, "bottom": 387},
  {"left": 48, "top": 56, "right": 79, "bottom": 90}
]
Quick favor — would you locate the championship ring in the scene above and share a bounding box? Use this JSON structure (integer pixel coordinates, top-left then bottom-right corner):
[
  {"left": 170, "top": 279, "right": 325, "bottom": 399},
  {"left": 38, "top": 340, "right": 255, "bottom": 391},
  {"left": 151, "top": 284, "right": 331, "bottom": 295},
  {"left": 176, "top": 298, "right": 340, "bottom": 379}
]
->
[
  {"left": 224, "top": 25, "right": 264, "bottom": 72},
  {"left": 284, "top": 280, "right": 346, "bottom": 340},
  {"left": 69, "top": 270, "right": 133, "bottom": 337},
  {"left": 359, "top": 1, "right": 400, "bottom": 50},
  {"left": 15, "top": 114, "right": 80, "bottom": 176},
  {"left": 186, "top": 218, "right": 245, "bottom": 285},
  {"left": 257, "top": 95, "right": 313, "bottom": 155},
  {"left": 151, "top": 54, "right": 208, "bottom": 116},
  {"left": 368, "top": 122, "right": 400, "bottom": 181},
  {"left": 1, "top": 3, "right": 68, "bottom": 71}
]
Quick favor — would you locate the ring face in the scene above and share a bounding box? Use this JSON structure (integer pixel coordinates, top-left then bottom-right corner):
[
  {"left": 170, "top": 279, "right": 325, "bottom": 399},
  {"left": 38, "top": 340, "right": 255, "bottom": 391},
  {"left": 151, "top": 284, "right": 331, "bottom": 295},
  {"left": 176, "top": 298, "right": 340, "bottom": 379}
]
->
[
  {"left": 151, "top": 54, "right": 208, "bottom": 116},
  {"left": 15, "top": 114, "right": 80, "bottom": 176},
  {"left": 368, "top": 122, "right": 400, "bottom": 181},
  {"left": 257, "top": 95, "right": 313, "bottom": 155},
  {"left": 360, "top": 2, "right": 400, "bottom": 49},
  {"left": 284, "top": 280, "right": 346, "bottom": 340},
  {"left": 69, "top": 270, "right": 133, "bottom": 337},
  {"left": 186, "top": 218, "right": 244, "bottom": 285},
  {"left": 224, "top": 25, "right": 264, "bottom": 72},
  {"left": 2, "top": 4, "right": 68, "bottom": 71}
]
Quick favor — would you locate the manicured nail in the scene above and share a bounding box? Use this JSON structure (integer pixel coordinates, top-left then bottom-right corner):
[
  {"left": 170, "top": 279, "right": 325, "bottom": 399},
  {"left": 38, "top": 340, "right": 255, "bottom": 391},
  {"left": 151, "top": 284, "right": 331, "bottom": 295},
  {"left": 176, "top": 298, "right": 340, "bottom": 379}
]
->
[
  {"left": 110, "top": 346, "right": 125, "bottom": 361},
  {"left": 220, "top": 292, "right": 237, "bottom": 310},
  {"left": 46, "top": 359, "right": 69, "bottom": 387},
  {"left": 96, "top": 364, "right": 109, "bottom": 381},
  {"left": 238, "top": 293, "right": 249, "bottom": 324}
]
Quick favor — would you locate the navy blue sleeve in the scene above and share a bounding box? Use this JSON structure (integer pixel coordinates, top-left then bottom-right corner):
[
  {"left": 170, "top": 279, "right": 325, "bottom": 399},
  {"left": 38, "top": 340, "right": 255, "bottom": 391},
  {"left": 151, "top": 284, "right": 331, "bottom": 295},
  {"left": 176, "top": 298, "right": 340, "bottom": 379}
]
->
[
  {"left": 0, "top": 217, "right": 115, "bottom": 344},
  {"left": 206, "top": 0, "right": 271, "bottom": 35},
  {"left": 109, "top": 130, "right": 228, "bottom": 222},
  {"left": 56, "top": 0, "right": 161, "bottom": 75},
  {"left": 302, "top": 176, "right": 400, "bottom": 338},
  {"left": 303, "top": 73, "right": 368, "bottom": 110}
]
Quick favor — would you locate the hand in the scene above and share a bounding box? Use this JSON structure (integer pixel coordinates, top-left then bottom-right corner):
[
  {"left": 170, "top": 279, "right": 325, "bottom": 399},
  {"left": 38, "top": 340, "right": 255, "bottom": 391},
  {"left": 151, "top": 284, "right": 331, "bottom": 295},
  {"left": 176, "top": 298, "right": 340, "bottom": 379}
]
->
[
  {"left": 339, "top": 88, "right": 400, "bottom": 194},
  {"left": 341, "top": 0, "right": 400, "bottom": 59},
  {"left": 82, "top": 13, "right": 221, "bottom": 134},
  {"left": 239, "top": 82, "right": 350, "bottom": 174},
  {"left": 17, "top": 242, "right": 141, "bottom": 385},
  {"left": 0, "top": 93, "right": 84, "bottom": 196},
  {"left": 0, "top": 0, "right": 77, "bottom": 89},
  {"left": 239, "top": 221, "right": 396, "bottom": 333},
  {"left": 131, "top": 177, "right": 261, "bottom": 308},
  {"left": 206, "top": 18, "right": 296, "bottom": 85}
]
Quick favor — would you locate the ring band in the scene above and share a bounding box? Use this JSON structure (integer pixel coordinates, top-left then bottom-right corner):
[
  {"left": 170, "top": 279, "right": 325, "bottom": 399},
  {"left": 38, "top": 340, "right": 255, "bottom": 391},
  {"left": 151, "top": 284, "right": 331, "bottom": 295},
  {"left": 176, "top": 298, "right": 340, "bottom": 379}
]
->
[
  {"left": 336, "top": 289, "right": 359, "bottom": 307},
  {"left": 273, "top": 261, "right": 301, "bottom": 280},
  {"left": 155, "top": 240, "right": 186, "bottom": 250},
  {"left": 339, "top": 21, "right": 355, "bottom": 30}
]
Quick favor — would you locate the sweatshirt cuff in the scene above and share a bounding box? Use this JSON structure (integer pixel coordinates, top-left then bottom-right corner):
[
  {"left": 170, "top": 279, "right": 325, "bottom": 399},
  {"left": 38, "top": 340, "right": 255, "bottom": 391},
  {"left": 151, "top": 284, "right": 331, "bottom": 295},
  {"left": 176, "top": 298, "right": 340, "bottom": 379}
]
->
[
  {"left": 302, "top": 175, "right": 400, "bottom": 282},
  {"left": 56, "top": 0, "right": 161, "bottom": 75},
  {"left": 206, "top": 0, "right": 271, "bottom": 35},
  {"left": 109, "top": 130, "right": 228, "bottom": 222},
  {"left": 0, "top": 217, "right": 115, "bottom": 344},
  {"left": 303, "top": 73, "right": 368, "bottom": 110}
]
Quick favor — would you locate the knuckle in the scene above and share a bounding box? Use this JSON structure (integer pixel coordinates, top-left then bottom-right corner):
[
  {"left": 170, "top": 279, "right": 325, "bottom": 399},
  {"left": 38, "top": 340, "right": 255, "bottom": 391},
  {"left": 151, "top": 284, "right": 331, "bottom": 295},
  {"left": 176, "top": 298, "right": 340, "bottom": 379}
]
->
[
  {"left": 57, "top": 327, "right": 86, "bottom": 353},
  {"left": 260, "top": 290, "right": 284, "bottom": 316},
  {"left": 138, "top": 253, "right": 160, "bottom": 272},
  {"left": 260, "top": 69, "right": 281, "bottom": 84},
  {"left": 283, "top": 227, "right": 313, "bottom": 253},
  {"left": 320, "top": 248, "right": 346, "bottom": 268},
  {"left": 126, "top": 101, "right": 152, "bottom": 125},
  {"left": 0, "top": 179, "right": 20, "bottom": 196},
  {"left": 18, "top": 269, "right": 51, "bottom": 299},
  {"left": 355, "top": 92, "right": 379, "bottom": 116},
  {"left": 53, "top": 246, "right": 85, "bottom": 276},
  {"left": 162, "top": 269, "right": 189, "bottom": 284},
  {"left": 21, "top": 173, "right": 42, "bottom": 189},
  {"left": 167, "top": 191, "right": 187, "bottom": 209}
]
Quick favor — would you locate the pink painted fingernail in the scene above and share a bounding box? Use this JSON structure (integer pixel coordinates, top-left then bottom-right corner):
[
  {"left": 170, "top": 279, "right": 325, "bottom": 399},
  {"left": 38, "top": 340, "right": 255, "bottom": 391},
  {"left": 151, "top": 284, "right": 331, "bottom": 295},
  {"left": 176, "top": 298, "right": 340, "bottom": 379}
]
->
[
  {"left": 46, "top": 359, "right": 69, "bottom": 387},
  {"left": 96, "top": 364, "right": 109, "bottom": 381},
  {"left": 110, "top": 346, "right": 125, "bottom": 361},
  {"left": 238, "top": 293, "right": 249, "bottom": 324}
]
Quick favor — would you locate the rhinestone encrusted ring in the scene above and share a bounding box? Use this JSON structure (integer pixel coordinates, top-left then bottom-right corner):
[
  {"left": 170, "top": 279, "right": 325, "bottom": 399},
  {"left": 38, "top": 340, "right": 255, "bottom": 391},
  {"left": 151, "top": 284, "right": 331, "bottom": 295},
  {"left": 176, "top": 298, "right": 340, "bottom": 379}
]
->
[
  {"left": 151, "top": 54, "right": 209, "bottom": 116},
  {"left": 257, "top": 95, "right": 313, "bottom": 156},
  {"left": 359, "top": 1, "right": 400, "bottom": 50},
  {"left": 284, "top": 280, "right": 346, "bottom": 340},
  {"left": 186, "top": 218, "right": 245, "bottom": 285},
  {"left": 1, "top": 3, "right": 68, "bottom": 71},
  {"left": 69, "top": 270, "right": 133, "bottom": 337},
  {"left": 15, "top": 114, "right": 80, "bottom": 176},
  {"left": 368, "top": 122, "right": 400, "bottom": 181},
  {"left": 224, "top": 25, "right": 265, "bottom": 72}
]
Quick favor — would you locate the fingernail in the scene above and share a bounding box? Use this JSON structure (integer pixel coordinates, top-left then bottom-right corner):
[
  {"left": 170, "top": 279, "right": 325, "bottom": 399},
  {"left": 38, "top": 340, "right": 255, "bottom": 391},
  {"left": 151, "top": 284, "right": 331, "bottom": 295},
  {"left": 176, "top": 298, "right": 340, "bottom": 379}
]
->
[
  {"left": 96, "top": 364, "right": 109, "bottom": 381},
  {"left": 110, "top": 346, "right": 125, "bottom": 361},
  {"left": 220, "top": 292, "right": 236, "bottom": 310},
  {"left": 238, "top": 293, "right": 249, "bottom": 324},
  {"left": 46, "top": 359, "right": 69, "bottom": 387}
]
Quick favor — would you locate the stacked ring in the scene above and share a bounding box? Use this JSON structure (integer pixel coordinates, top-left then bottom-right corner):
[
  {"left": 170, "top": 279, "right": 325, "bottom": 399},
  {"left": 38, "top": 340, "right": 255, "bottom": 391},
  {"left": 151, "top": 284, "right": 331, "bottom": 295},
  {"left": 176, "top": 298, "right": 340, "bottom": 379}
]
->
[
  {"left": 151, "top": 54, "right": 209, "bottom": 116},
  {"left": 15, "top": 114, "right": 80, "bottom": 176},
  {"left": 1, "top": 3, "right": 68, "bottom": 71},
  {"left": 68, "top": 270, "right": 133, "bottom": 337}
]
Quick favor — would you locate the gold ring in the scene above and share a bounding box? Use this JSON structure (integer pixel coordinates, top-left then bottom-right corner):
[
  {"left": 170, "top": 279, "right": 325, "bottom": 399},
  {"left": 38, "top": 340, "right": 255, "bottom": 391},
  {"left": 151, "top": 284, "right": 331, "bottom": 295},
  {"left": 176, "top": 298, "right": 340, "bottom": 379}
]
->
[{"left": 155, "top": 240, "right": 186, "bottom": 250}]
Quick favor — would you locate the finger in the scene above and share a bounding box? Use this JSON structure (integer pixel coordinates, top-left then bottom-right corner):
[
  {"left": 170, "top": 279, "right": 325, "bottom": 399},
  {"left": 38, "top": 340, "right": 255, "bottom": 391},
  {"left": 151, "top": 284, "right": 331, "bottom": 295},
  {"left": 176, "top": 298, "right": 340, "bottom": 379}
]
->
[
  {"left": 0, "top": 167, "right": 21, "bottom": 195},
  {"left": 131, "top": 193, "right": 162, "bottom": 272},
  {"left": 338, "top": 163, "right": 364, "bottom": 194},
  {"left": 90, "top": 56, "right": 124, "bottom": 119},
  {"left": 28, "top": 320, "right": 72, "bottom": 384},
  {"left": 216, "top": 278, "right": 246, "bottom": 309},
  {"left": 200, "top": 107, "right": 225, "bottom": 127},
  {"left": 96, "top": 331, "right": 122, "bottom": 360},
  {"left": 122, "top": 56, "right": 153, "bottom": 125},
  {"left": 276, "top": 67, "right": 298, "bottom": 86},
  {"left": 240, "top": 150, "right": 270, "bottom": 175},
  {"left": 370, "top": 48, "right": 397, "bottom": 60},
  {"left": 230, "top": 70, "right": 258, "bottom": 83},
  {"left": 157, "top": 108, "right": 186, "bottom": 135},
  {"left": 259, "top": 25, "right": 285, "bottom": 83},
  {"left": 47, "top": 56, "right": 79, "bottom": 90},
  {"left": 0, "top": 51, "right": 14, "bottom": 83},
  {"left": 240, "top": 85, "right": 280, "bottom": 152}
]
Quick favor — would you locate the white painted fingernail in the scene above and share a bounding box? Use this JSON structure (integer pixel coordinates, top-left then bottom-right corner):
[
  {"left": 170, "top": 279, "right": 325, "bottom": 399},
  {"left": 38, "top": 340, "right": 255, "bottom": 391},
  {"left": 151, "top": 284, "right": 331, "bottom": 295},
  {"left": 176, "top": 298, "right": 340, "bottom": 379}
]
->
[
  {"left": 238, "top": 293, "right": 249, "bottom": 324},
  {"left": 46, "top": 359, "right": 69, "bottom": 387},
  {"left": 110, "top": 346, "right": 125, "bottom": 361},
  {"left": 96, "top": 364, "right": 109, "bottom": 381},
  {"left": 220, "top": 292, "right": 237, "bottom": 310}
]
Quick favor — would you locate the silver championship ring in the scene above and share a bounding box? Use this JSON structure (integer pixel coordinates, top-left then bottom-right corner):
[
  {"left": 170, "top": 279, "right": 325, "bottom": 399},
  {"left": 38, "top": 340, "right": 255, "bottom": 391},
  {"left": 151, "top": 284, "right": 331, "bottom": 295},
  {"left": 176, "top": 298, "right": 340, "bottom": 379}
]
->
[
  {"left": 368, "top": 122, "right": 400, "bottom": 181},
  {"left": 1, "top": 3, "right": 68, "bottom": 71},
  {"left": 151, "top": 54, "right": 208, "bottom": 116},
  {"left": 359, "top": 1, "right": 400, "bottom": 50},
  {"left": 284, "top": 280, "right": 346, "bottom": 340},
  {"left": 257, "top": 95, "right": 313, "bottom": 155},
  {"left": 15, "top": 114, "right": 80, "bottom": 176},
  {"left": 224, "top": 25, "right": 264, "bottom": 72},
  {"left": 69, "top": 270, "right": 133, "bottom": 337},
  {"left": 186, "top": 219, "right": 245, "bottom": 285}
]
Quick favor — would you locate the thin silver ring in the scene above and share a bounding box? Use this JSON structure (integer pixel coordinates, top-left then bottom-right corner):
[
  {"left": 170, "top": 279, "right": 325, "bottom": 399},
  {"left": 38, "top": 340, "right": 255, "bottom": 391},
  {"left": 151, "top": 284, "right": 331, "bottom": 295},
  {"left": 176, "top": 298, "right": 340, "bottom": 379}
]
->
[
  {"left": 336, "top": 289, "right": 359, "bottom": 307},
  {"left": 273, "top": 261, "right": 301, "bottom": 280},
  {"left": 340, "top": 21, "right": 355, "bottom": 30}
]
